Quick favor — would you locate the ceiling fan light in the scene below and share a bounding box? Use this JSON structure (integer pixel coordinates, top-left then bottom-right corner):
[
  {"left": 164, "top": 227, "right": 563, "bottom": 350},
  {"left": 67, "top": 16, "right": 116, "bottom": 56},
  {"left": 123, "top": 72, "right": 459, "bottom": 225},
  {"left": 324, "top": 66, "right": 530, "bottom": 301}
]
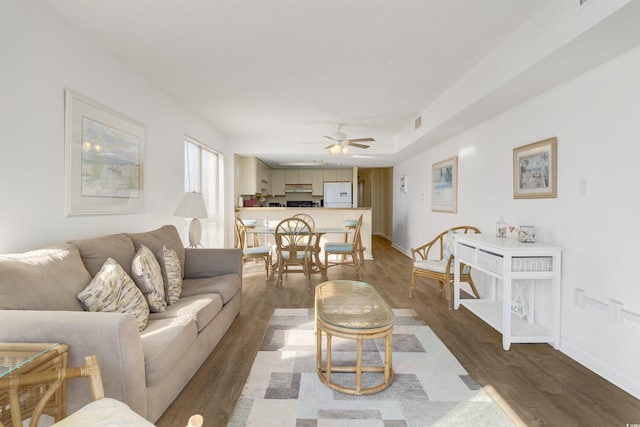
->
[
  {"left": 329, "top": 144, "right": 341, "bottom": 154},
  {"left": 341, "top": 146, "right": 349, "bottom": 154}
]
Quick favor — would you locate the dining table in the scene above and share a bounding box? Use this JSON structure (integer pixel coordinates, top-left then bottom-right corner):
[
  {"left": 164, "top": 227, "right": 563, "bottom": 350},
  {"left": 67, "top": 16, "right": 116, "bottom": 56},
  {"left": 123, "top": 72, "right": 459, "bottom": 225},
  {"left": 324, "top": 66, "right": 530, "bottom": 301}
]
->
[{"left": 248, "top": 227, "right": 347, "bottom": 279}]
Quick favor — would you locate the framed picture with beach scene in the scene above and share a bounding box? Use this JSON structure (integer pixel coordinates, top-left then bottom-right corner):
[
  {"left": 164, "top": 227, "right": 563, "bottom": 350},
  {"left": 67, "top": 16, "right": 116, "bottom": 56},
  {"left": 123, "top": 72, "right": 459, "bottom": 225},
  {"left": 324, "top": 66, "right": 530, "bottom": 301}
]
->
[
  {"left": 513, "top": 137, "right": 557, "bottom": 199},
  {"left": 64, "top": 89, "right": 146, "bottom": 215},
  {"left": 432, "top": 156, "right": 457, "bottom": 213}
]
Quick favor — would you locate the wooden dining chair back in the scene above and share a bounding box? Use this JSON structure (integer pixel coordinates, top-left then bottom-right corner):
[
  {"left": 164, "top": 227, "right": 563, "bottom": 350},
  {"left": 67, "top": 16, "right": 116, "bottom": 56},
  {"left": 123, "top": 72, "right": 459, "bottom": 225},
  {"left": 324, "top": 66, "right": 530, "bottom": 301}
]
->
[
  {"left": 323, "top": 214, "right": 363, "bottom": 280},
  {"left": 292, "top": 213, "right": 315, "bottom": 230},
  {"left": 410, "top": 225, "right": 481, "bottom": 309},
  {"left": 274, "top": 217, "right": 313, "bottom": 289},
  {"left": 234, "top": 216, "right": 272, "bottom": 276}
]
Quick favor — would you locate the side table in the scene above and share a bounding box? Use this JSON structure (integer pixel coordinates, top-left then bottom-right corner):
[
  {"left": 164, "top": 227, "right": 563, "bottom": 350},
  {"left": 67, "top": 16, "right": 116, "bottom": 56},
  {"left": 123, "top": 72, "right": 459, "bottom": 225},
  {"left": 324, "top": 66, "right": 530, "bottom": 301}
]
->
[{"left": 0, "top": 343, "right": 68, "bottom": 426}]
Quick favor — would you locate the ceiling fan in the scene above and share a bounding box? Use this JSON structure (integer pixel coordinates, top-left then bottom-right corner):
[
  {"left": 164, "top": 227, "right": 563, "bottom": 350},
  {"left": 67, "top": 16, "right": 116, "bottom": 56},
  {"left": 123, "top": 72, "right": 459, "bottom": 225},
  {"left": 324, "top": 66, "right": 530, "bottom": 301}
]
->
[{"left": 324, "top": 126, "right": 375, "bottom": 154}]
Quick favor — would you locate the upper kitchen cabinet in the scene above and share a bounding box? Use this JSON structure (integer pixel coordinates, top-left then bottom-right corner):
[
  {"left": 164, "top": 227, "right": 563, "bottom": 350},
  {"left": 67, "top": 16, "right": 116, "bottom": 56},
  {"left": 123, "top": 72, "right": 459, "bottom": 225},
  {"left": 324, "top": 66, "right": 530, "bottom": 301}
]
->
[
  {"left": 237, "top": 156, "right": 272, "bottom": 196},
  {"left": 323, "top": 168, "right": 353, "bottom": 182},
  {"left": 312, "top": 170, "right": 324, "bottom": 195},
  {"left": 272, "top": 169, "right": 286, "bottom": 196}
]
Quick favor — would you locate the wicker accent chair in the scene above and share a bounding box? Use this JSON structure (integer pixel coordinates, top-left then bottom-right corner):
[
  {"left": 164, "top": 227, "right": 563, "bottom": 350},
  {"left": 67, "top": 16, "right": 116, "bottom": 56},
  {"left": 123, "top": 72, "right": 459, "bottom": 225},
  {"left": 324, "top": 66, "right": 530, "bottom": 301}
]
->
[
  {"left": 274, "top": 217, "right": 314, "bottom": 290},
  {"left": 235, "top": 217, "right": 272, "bottom": 276},
  {"left": 323, "top": 214, "right": 363, "bottom": 280},
  {"left": 410, "top": 226, "right": 481, "bottom": 309}
]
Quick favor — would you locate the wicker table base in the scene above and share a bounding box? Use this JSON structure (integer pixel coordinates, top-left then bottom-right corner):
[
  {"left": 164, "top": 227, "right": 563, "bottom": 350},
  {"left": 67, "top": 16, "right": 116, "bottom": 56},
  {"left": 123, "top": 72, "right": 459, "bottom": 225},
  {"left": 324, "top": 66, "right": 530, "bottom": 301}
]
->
[
  {"left": 0, "top": 343, "right": 68, "bottom": 426},
  {"left": 315, "top": 280, "right": 395, "bottom": 395}
]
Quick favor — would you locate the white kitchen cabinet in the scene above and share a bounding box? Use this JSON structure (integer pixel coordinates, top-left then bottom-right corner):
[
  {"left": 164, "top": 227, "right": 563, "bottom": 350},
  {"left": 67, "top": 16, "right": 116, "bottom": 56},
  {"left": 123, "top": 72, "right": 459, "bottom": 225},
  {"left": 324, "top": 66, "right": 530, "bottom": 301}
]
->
[
  {"left": 323, "top": 169, "right": 337, "bottom": 182},
  {"left": 298, "top": 169, "right": 313, "bottom": 184},
  {"left": 285, "top": 169, "right": 299, "bottom": 184},
  {"left": 312, "top": 170, "right": 324, "bottom": 195},
  {"left": 336, "top": 168, "right": 353, "bottom": 181},
  {"left": 272, "top": 169, "right": 286, "bottom": 195},
  {"left": 237, "top": 157, "right": 271, "bottom": 196}
]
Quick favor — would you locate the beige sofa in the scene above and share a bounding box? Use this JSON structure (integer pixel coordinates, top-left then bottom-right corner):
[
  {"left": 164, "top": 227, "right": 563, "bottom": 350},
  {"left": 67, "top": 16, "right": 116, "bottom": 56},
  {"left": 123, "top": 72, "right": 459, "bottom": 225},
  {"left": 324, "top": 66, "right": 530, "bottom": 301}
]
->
[{"left": 0, "top": 225, "right": 242, "bottom": 423}]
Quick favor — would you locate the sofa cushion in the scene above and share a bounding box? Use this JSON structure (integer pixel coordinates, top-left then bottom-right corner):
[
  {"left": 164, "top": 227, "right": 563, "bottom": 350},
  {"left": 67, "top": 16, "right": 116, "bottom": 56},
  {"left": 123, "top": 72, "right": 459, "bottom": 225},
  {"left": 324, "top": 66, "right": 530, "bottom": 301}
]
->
[
  {"left": 140, "top": 316, "right": 197, "bottom": 386},
  {"left": 149, "top": 294, "right": 223, "bottom": 332},
  {"left": 77, "top": 258, "right": 150, "bottom": 332},
  {"left": 180, "top": 274, "right": 241, "bottom": 304},
  {"left": 0, "top": 244, "right": 90, "bottom": 311},
  {"left": 69, "top": 233, "right": 136, "bottom": 277},
  {"left": 131, "top": 245, "right": 167, "bottom": 312},
  {"left": 127, "top": 225, "right": 185, "bottom": 277},
  {"left": 157, "top": 245, "right": 182, "bottom": 304}
]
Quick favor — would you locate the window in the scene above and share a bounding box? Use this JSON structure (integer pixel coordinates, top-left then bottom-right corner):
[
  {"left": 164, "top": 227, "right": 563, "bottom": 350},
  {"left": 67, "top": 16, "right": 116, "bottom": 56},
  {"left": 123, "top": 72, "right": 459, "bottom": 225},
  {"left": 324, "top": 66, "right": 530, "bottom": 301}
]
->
[{"left": 183, "top": 136, "right": 224, "bottom": 248}]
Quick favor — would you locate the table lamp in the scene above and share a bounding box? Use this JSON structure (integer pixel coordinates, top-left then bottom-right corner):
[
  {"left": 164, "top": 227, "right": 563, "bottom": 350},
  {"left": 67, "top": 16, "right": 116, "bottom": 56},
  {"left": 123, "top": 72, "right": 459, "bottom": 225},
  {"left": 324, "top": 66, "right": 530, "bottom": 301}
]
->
[{"left": 174, "top": 191, "right": 208, "bottom": 248}]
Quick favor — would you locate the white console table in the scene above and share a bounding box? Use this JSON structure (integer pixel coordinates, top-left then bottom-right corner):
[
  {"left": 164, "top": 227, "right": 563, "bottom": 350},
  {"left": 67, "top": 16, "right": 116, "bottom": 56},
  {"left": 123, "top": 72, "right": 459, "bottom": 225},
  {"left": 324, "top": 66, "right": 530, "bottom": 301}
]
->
[{"left": 453, "top": 234, "right": 562, "bottom": 350}]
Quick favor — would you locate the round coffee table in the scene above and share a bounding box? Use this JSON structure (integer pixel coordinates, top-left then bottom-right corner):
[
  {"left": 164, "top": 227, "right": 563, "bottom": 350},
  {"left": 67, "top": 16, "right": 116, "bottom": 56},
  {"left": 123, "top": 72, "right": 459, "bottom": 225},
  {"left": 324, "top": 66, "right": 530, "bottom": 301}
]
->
[{"left": 314, "top": 280, "right": 394, "bottom": 395}]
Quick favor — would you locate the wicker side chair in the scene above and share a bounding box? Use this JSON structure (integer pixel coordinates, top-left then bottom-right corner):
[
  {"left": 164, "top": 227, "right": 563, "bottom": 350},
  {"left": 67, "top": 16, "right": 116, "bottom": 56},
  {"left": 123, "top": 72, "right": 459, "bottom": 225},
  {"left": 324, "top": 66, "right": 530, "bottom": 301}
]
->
[
  {"left": 323, "top": 214, "right": 363, "bottom": 280},
  {"left": 410, "top": 226, "right": 481, "bottom": 309},
  {"left": 234, "top": 217, "right": 272, "bottom": 276},
  {"left": 274, "top": 217, "right": 314, "bottom": 290}
]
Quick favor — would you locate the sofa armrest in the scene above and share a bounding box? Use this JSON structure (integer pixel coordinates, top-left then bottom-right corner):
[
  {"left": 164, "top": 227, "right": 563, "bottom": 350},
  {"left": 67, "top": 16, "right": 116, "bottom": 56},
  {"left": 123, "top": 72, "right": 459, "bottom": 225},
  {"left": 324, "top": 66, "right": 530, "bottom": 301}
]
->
[
  {"left": 183, "top": 248, "right": 243, "bottom": 279},
  {"left": 0, "top": 310, "right": 147, "bottom": 418}
]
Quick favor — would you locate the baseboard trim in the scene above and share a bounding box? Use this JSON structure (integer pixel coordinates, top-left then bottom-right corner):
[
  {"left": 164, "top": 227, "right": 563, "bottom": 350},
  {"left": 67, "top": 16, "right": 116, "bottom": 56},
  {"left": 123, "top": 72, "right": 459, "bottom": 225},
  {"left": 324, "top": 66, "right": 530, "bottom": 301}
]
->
[{"left": 561, "top": 339, "right": 640, "bottom": 399}]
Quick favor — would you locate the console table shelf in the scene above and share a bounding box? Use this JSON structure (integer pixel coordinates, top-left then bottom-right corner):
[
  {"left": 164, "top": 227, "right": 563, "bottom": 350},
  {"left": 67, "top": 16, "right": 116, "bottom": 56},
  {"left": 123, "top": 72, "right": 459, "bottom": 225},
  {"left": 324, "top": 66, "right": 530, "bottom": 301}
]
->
[{"left": 454, "top": 234, "right": 562, "bottom": 350}]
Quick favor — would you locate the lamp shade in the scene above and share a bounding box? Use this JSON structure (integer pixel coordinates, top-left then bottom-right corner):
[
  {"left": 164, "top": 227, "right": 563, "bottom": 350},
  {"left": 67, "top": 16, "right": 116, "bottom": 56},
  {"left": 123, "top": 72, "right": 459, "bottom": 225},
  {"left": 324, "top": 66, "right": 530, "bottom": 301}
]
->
[{"left": 174, "top": 192, "right": 208, "bottom": 218}]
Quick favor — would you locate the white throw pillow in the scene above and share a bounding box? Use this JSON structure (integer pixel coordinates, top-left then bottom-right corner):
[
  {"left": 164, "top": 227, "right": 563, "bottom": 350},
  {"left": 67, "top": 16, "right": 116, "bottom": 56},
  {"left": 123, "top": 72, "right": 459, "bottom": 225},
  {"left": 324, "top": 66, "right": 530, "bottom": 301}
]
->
[
  {"left": 157, "top": 245, "right": 183, "bottom": 304},
  {"left": 78, "top": 258, "right": 150, "bottom": 331},
  {"left": 131, "top": 244, "right": 167, "bottom": 312}
]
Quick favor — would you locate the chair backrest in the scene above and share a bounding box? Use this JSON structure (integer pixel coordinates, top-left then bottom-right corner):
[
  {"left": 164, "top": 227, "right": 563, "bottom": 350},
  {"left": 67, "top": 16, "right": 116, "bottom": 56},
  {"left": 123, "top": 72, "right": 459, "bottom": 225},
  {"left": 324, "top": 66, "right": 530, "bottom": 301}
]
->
[
  {"left": 275, "top": 217, "right": 312, "bottom": 259},
  {"left": 234, "top": 217, "right": 248, "bottom": 250},
  {"left": 441, "top": 226, "right": 480, "bottom": 261},
  {"left": 292, "top": 213, "right": 315, "bottom": 231},
  {"left": 351, "top": 214, "right": 363, "bottom": 248}
]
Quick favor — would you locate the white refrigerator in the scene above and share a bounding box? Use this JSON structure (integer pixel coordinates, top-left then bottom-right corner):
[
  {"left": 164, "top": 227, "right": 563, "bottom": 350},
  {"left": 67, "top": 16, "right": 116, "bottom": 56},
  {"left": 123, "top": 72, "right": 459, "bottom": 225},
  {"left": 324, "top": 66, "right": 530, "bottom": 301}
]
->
[{"left": 324, "top": 182, "right": 352, "bottom": 208}]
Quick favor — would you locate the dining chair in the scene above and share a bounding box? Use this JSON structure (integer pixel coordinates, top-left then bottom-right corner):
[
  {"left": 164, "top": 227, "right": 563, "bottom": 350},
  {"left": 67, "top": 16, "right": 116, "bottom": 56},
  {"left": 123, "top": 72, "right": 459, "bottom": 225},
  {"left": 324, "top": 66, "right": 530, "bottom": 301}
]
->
[
  {"left": 274, "top": 217, "right": 314, "bottom": 290},
  {"left": 323, "top": 214, "right": 363, "bottom": 280},
  {"left": 234, "top": 217, "right": 272, "bottom": 276},
  {"left": 292, "top": 213, "right": 315, "bottom": 230},
  {"left": 410, "top": 225, "right": 480, "bottom": 309}
]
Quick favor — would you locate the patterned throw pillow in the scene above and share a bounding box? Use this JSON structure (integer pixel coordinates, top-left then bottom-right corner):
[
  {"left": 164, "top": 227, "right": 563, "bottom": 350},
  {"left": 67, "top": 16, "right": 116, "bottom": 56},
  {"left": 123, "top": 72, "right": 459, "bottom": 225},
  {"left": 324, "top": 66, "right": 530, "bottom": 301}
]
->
[
  {"left": 131, "top": 245, "right": 167, "bottom": 312},
  {"left": 442, "top": 230, "right": 456, "bottom": 261},
  {"left": 78, "top": 258, "right": 150, "bottom": 332},
  {"left": 157, "top": 245, "right": 183, "bottom": 304}
]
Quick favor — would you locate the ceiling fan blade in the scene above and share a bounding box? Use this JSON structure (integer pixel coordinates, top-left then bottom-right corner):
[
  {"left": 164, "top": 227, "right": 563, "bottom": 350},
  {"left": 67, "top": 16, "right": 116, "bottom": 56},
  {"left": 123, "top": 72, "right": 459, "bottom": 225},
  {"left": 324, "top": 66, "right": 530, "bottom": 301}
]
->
[
  {"left": 345, "top": 137, "right": 375, "bottom": 143},
  {"left": 324, "top": 144, "right": 338, "bottom": 149},
  {"left": 346, "top": 142, "right": 370, "bottom": 149},
  {"left": 323, "top": 135, "right": 340, "bottom": 142}
]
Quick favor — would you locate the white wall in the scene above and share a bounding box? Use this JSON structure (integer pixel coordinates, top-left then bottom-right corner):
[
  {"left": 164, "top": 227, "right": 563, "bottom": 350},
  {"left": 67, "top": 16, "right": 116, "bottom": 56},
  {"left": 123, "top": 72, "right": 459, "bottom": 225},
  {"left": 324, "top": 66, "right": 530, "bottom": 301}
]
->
[
  {"left": 0, "top": 1, "right": 232, "bottom": 252},
  {"left": 393, "top": 46, "right": 640, "bottom": 398}
]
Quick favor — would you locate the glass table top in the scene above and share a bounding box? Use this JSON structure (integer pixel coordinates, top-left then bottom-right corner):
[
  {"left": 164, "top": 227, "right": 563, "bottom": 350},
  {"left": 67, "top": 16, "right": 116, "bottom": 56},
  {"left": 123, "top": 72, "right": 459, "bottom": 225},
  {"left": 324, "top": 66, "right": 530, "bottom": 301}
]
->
[
  {"left": 315, "top": 280, "right": 394, "bottom": 330},
  {"left": 0, "top": 343, "right": 61, "bottom": 377}
]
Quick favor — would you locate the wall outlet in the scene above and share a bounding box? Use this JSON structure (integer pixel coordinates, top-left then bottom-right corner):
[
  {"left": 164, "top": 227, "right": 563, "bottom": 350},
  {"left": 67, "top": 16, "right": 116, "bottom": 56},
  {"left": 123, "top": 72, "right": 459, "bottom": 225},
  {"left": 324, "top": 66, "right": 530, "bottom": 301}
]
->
[
  {"left": 573, "top": 288, "right": 586, "bottom": 308},
  {"left": 608, "top": 300, "right": 623, "bottom": 323}
]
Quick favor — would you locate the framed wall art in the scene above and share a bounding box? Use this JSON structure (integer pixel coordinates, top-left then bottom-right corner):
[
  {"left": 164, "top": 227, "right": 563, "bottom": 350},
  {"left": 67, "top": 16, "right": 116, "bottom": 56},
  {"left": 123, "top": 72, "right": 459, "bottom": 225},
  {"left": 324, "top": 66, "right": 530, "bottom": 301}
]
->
[
  {"left": 65, "top": 89, "right": 146, "bottom": 215},
  {"left": 432, "top": 156, "right": 457, "bottom": 213},
  {"left": 513, "top": 137, "right": 557, "bottom": 199}
]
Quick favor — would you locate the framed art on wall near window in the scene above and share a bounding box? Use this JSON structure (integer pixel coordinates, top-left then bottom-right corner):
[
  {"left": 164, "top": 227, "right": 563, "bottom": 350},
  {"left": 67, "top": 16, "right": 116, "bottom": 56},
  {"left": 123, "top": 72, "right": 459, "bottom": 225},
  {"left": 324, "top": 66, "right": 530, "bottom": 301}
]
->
[
  {"left": 432, "top": 156, "right": 457, "bottom": 213},
  {"left": 513, "top": 137, "right": 557, "bottom": 199},
  {"left": 64, "top": 89, "right": 146, "bottom": 215}
]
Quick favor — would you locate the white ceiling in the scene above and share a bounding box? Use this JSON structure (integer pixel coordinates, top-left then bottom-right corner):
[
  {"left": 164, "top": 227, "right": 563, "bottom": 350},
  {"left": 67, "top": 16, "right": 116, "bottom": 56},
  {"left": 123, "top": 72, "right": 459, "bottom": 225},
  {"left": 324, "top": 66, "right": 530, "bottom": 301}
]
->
[{"left": 38, "top": 0, "right": 549, "bottom": 168}]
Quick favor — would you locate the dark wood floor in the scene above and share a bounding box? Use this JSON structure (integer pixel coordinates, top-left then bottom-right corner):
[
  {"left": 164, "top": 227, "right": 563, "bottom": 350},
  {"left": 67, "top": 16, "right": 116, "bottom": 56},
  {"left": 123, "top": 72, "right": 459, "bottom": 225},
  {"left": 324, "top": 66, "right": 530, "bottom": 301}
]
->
[{"left": 157, "top": 235, "right": 639, "bottom": 427}]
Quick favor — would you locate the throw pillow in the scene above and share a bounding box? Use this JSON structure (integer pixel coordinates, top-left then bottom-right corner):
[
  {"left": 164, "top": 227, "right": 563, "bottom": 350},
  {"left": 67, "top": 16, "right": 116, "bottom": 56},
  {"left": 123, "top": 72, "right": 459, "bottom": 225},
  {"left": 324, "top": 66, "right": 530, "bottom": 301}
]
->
[
  {"left": 157, "top": 245, "right": 183, "bottom": 304},
  {"left": 442, "top": 229, "right": 456, "bottom": 261},
  {"left": 131, "top": 245, "right": 167, "bottom": 312},
  {"left": 78, "top": 258, "right": 150, "bottom": 331}
]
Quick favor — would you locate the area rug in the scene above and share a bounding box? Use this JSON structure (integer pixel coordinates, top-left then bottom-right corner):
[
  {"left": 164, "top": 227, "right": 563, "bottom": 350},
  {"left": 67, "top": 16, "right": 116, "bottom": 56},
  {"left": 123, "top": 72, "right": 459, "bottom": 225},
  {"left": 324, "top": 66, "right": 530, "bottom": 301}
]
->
[{"left": 228, "top": 308, "right": 514, "bottom": 427}]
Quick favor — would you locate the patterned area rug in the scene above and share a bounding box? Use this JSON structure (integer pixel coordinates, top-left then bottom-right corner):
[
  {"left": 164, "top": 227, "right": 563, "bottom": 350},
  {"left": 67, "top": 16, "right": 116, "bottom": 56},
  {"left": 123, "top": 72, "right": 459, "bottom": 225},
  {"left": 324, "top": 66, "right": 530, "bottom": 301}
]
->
[{"left": 228, "top": 308, "right": 514, "bottom": 427}]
